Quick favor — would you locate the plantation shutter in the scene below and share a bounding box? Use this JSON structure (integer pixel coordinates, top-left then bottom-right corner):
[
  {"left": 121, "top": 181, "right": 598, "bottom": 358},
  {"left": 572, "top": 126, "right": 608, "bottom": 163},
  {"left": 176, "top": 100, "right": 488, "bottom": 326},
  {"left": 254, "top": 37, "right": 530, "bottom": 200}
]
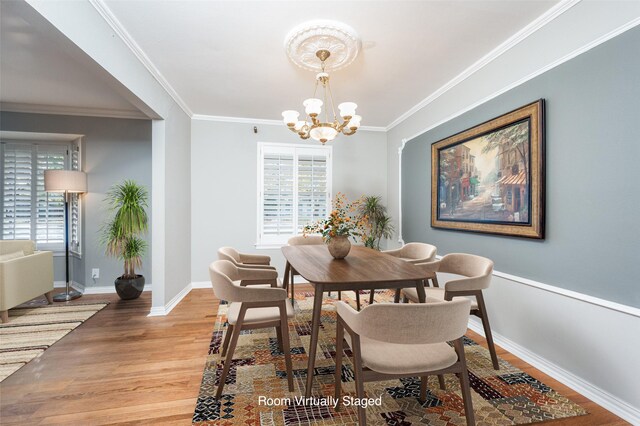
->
[
  {"left": 35, "top": 145, "right": 67, "bottom": 248},
  {"left": 297, "top": 150, "right": 329, "bottom": 233},
  {"left": 1, "top": 144, "right": 33, "bottom": 240},
  {"left": 1, "top": 141, "right": 73, "bottom": 251},
  {"left": 258, "top": 144, "right": 331, "bottom": 246},
  {"left": 261, "top": 148, "right": 295, "bottom": 240}
]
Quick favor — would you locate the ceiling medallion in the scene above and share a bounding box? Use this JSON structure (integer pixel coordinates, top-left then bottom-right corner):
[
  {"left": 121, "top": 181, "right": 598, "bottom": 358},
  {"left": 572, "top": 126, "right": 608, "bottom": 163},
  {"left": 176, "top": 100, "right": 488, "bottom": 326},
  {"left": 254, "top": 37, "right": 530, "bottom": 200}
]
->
[
  {"left": 284, "top": 20, "right": 361, "bottom": 72},
  {"left": 282, "top": 20, "right": 362, "bottom": 144}
]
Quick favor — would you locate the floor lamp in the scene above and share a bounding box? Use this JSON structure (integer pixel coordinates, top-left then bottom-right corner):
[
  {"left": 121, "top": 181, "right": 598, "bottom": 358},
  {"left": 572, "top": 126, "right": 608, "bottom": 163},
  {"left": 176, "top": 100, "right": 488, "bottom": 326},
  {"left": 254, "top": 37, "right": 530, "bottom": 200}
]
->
[{"left": 44, "top": 170, "right": 87, "bottom": 302}]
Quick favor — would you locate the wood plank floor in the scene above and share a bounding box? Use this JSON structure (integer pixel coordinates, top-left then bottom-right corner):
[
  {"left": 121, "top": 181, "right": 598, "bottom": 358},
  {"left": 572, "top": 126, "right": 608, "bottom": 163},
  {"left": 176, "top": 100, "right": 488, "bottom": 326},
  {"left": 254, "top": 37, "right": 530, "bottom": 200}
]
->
[{"left": 0, "top": 287, "right": 628, "bottom": 425}]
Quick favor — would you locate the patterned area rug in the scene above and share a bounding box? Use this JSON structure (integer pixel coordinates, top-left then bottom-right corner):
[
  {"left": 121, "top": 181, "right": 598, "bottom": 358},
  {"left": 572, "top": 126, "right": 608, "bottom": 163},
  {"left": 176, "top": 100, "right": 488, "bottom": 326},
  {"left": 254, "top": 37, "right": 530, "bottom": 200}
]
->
[
  {"left": 193, "top": 290, "right": 587, "bottom": 425},
  {"left": 0, "top": 302, "right": 108, "bottom": 382}
]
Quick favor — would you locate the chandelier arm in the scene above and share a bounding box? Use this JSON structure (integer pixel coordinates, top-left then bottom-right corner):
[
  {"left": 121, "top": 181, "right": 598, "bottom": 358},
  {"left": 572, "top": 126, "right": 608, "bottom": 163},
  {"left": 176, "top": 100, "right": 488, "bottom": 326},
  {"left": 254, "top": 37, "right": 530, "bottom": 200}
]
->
[{"left": 342, "top": 128, "right": 357, "bottom": 136}]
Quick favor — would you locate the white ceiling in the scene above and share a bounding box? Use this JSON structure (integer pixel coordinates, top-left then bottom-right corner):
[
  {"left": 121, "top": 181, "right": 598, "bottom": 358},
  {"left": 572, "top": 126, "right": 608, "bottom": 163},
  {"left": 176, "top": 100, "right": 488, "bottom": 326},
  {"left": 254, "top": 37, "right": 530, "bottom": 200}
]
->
[
  {"left": 1, "top": 0, "right": 560, "bottom": 127},
  {"left": 0, "top": 0, "right": 141, "bottom": 117}
]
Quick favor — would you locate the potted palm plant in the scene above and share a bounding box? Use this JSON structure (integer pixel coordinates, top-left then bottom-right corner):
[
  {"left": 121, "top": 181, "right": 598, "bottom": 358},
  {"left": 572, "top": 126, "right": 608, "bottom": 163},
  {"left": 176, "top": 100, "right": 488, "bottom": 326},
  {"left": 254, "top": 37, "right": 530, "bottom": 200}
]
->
[
  {"left": 101, "top": 180, "right": 149, "bottom": 300},
  {"left": 358, "top": 195, "right": 394, "bottom": 250}
]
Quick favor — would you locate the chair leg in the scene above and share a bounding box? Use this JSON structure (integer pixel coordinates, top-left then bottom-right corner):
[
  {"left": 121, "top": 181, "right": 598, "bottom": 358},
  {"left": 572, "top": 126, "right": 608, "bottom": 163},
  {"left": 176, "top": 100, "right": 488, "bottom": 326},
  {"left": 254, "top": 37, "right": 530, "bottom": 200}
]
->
[
  {"left": 279, "top": 301, "right": 294, "bottom": 392},
  {"left": 355, "top": 291, "right": 361, "bottom": 311},
  {"left": 45, "top": 290, "right": 54, "bottom": 304},
  {"left": 221, "top": 324, "right": 234, "bottom": 357},
  {"left": 290, "top": 271, "right": 295, "bottom": 304},
  {"left": 334, "top": 320, "right": 344, "bottom": 410},
  {"left": 0, "top": 310, "right": 8, "bottom": 323},
  {"left": 369, "top": 290, "right": 375, "bottom": 305},
  {"left": 420, "top": 376, "right": 428, "bottom": 403},
  {"left": 338, "top": 291, "right": 342, "bottom": 300},
  {"left": 455, "top": 338, "right": 475, "bottom": 426},
  {"left": 216, "top": 317, "right": 243, "bottom": 399},
  {"left": 351, "top": 334, "right": 367, "bottom": 426},
  {"left": 476, "top": 291, "right": 499, "bottom": 370},
  {"left": 275, "top": 325, "right": 283, "bottom": 352},
  {"left": 438, "top": 374, "right": 446, "bottom": 390},
  {"left": 431, "top": 275, "right": 440, "bottom": 288}
]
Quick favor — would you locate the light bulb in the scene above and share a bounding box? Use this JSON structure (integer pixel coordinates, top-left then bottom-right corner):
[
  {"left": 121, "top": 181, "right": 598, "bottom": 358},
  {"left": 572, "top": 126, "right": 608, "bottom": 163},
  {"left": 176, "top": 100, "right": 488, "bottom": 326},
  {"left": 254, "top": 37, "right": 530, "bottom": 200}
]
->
[
  {"left": 282, "top": 110, "right": 299, "bottom": 126},
  {"left": 338, "top": 102, "right": 357, "bottom": 119},
  {"left": 310, "top": 125, "right": 338, "bottom": 143},
  {"left": 347, "top": 114, "right": 361, "bottom": 129},
  {"left": 303, "top": 98, "right": 323, "bottom": 116}
]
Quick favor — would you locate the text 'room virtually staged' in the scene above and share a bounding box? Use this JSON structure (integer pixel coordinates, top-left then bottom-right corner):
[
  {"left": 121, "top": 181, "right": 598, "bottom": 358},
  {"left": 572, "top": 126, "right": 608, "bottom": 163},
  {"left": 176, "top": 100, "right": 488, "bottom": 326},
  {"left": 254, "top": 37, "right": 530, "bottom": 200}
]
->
[{"left": 0, "top": 0, "right": 639, "bottom": 425}]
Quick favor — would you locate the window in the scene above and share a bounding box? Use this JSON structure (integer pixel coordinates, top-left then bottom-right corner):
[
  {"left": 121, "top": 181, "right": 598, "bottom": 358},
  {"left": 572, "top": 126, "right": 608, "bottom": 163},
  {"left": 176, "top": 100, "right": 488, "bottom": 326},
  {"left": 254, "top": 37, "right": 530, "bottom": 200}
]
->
[
  {"left": 1, "top": 140, "right": 81, "bottom": 253},
  {"left": 257, "top": 143, "right": 332, "bottom": 247}
]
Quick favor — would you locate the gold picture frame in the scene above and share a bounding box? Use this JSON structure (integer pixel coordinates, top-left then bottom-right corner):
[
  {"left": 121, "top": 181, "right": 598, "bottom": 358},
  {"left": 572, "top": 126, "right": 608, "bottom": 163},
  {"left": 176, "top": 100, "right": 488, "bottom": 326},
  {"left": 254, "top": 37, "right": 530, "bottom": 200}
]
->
[{"left": 431, "top": 100, "right": 544, "bottom": 239}]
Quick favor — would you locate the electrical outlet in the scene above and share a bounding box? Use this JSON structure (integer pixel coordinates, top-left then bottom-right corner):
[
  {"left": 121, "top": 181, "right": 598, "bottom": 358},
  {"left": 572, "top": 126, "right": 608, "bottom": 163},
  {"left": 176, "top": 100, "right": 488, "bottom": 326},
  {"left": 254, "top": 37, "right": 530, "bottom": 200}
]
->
[{"left": 92, "top": 268, "right": 100, "bottom": 279}]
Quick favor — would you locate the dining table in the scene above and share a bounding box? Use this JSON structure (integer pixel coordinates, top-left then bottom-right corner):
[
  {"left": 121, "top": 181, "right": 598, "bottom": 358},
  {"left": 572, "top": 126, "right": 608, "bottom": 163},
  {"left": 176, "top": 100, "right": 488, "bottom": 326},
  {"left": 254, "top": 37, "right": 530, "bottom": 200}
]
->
[{"left": 281, "top": 244, "right": 430, "bottom": 397}]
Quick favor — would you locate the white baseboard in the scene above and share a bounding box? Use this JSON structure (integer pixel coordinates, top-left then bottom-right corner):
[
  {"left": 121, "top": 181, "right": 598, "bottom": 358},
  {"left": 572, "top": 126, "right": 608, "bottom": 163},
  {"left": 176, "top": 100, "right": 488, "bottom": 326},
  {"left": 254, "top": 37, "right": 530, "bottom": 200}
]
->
[
  {"left": 467, "top": 318, "right": 640, "bottom": 424},
  {"left": 147, "top": 282, "right": 192, "bottom": 317},
  {"left": 54, "top": 281, "right": 152, "bottom": 294}
]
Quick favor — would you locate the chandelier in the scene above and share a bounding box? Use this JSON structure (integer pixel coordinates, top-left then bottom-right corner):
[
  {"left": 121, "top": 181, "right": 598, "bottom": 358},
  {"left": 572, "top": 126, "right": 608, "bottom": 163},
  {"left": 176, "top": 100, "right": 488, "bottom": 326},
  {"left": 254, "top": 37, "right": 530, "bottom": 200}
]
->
[{"left": 282, "top": 49, "right": 361, "bottom": 144}]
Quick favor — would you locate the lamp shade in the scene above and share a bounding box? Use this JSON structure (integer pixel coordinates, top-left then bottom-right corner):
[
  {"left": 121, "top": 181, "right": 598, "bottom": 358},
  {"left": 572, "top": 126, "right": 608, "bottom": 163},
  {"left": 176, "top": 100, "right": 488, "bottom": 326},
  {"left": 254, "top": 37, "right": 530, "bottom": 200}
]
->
[{"left": 44, "top": 170, "right": 87, "bottom": 193}]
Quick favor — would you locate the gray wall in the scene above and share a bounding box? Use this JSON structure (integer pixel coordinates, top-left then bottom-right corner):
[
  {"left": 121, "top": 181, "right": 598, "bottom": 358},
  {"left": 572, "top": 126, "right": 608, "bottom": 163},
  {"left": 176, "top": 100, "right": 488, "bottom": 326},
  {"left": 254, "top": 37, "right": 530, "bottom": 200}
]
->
[
  {"left": 0, "top": 111, "right": 152, "bottom": 288},
  {"left": 161, "top": 105, "right": 192, "bottom": 304},
  {"left": 401, "top": 26, "right": 640, "bottom": 308},
  {"left": 190, "top": 120, "right": 388, "bottom": 282}
]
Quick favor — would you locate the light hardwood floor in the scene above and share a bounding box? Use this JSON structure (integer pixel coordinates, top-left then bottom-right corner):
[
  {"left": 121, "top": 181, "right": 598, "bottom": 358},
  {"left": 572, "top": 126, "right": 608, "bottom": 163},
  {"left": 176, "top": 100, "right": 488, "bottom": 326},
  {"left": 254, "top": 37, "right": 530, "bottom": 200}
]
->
[{"left": 0, "top": 287, "right": 628, "bottom": 425}]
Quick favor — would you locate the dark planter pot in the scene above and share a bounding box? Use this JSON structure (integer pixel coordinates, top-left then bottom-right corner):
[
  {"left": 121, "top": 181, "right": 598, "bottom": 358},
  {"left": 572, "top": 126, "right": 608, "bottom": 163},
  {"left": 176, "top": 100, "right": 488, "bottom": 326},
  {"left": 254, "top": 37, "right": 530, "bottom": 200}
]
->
[{"left": 115, "top": 275, "right": 145, "bottom": 300}]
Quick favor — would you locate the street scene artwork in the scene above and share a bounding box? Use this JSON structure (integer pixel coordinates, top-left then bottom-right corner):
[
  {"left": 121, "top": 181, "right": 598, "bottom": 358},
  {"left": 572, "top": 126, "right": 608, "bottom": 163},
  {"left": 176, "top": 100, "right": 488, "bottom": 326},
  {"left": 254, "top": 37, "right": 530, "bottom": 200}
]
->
[{"left": 431, "top": 100, "right": 544, "bottom": 239}]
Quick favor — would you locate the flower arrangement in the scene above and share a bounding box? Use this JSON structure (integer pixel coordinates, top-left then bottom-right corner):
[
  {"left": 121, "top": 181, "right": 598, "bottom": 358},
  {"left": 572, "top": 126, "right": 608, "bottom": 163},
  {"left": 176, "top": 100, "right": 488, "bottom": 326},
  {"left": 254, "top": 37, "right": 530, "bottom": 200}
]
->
[{"left": 303, "top": 192, "right": 368, "bottom": 242}]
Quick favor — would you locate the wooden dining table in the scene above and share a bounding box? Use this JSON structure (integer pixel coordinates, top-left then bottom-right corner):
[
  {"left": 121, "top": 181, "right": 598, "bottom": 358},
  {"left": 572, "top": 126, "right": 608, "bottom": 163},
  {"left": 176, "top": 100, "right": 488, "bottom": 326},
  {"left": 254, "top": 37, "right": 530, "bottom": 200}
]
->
[{"left": 281, "top": 244, "right": 430, "bottom": 397}]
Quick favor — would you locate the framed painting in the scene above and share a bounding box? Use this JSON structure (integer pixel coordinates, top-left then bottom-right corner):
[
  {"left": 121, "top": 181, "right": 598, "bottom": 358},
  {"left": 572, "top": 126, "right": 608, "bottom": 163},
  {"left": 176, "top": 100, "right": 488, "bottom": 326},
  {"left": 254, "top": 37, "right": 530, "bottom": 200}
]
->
[{"left": 431, "top": 99, "right": 544, "bottom": 239}]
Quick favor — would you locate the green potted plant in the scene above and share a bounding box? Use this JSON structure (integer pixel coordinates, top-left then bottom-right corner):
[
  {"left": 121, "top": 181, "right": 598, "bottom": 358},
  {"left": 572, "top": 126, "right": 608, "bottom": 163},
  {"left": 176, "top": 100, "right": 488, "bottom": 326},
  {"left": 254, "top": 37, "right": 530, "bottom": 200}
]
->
[
  {"left": 101, "top": 180, "right": 149, "bottom": 300},
  {"left": 358, "top": 195, "right": 394, "bottom": 250}
]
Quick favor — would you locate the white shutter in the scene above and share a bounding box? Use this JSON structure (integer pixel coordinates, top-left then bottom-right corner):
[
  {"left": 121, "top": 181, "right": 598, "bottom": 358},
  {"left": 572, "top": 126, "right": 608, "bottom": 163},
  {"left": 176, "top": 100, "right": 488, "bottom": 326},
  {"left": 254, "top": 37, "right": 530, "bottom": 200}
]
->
[
  {"left": 1, "top": 141, "right": 72, "bottom": 251},
  {"left": 257, "top": 143, "right": 331, "bottom": 246},
  {"left": 297, "top": 150, "right": 329, "bottom": 233},
  {"left": 2, "top": 144, "right": 33, "bottom": 240},
  {"left": 261, "top": 148, "right": 295, "bottom": 241},
  {"left": 35, "top": 145, "right": 67, "bottom": 248}
]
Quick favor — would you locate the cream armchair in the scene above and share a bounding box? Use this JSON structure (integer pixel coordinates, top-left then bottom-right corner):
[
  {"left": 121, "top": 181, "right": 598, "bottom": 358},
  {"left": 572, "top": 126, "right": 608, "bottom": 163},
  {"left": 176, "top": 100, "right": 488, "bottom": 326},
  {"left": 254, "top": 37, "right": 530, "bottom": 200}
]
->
[
  {"left": 402, "top": 253, "right": 499, "bottom": 370},
  {"left": 375, "top": 242, "right": 437, "bottom": 304},
  {"left": 0, "top": 240, "right": 54, "bottom": 323},
  {"left": 217, "top": 247, "right": 283, "bottom": 287},
  {"left": 217, "top": 247, "right": 274, "bottom": 269},
  {"left": 209, "top": 260, "right": 295, "bottom": 398},
  {"left": 383, "top": 242, "right": 437, "bottom": 264},
  {"left": 334, "top": 299, "right": 474, "bottom": 426}
]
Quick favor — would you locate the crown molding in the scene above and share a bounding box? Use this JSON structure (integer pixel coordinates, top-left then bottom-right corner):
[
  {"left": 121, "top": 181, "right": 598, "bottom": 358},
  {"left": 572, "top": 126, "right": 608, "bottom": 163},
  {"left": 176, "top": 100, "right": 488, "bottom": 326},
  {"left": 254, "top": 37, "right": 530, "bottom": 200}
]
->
[
  {"left": 191, "top": 114, "right": 386, "bottom": 132},
  {"left": 89, "top": 0, "right": 193, "bottom": 118},
  {"left": 0, "top": 102, "right": 149, "bottom": 120},
  {"left": 399, "top": 15, "right": 640, "bottom": 144},
  {"left": 385, "top": 0, "right": 581, "bottom": 131}
]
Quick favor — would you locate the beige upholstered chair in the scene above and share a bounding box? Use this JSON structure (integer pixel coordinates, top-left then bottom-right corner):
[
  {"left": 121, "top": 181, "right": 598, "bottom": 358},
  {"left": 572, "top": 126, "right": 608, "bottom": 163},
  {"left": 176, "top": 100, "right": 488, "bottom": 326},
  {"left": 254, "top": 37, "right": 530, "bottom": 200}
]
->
[
  {"left": 402, "top": 253, "right": 499, "bottom": 370},
  {"left": 209, "top": 260, "right": 295, "bottom": 398},
  {"left": 217, "top": 247, "right": 283, "bottom": 288},
  {"left": 217, "top": 247, "right": 274, "bottom": 269},
  {"left": 383, "top": 242, "right": 437, "bottom": 264},
  {"left": 372, "top": 242, "right": 437, "bottom": 304},
  {"left": 334, "top": 299, "right": 474, "bottom": 426},
  {"left": 0, "top": 240, "right": 54, "bottom": 323}
]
